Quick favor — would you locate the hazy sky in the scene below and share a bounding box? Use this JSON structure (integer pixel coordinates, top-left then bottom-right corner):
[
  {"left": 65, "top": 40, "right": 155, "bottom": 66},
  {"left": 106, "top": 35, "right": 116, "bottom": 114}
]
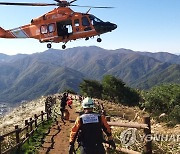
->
[{"left": 0, "top": 0, "right": 180, "bottom": 55}]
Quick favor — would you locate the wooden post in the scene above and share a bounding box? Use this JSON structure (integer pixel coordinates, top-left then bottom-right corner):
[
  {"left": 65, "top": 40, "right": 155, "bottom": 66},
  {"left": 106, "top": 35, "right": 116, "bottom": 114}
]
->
[
  {"left": 47, "top": 109, "right": 49, "bottom": 120},
  {"left": 0, "top": 139, "right": 1, "bottom": 154},
  {"left": 25, "top": 120, "right": 29, "bottom": 144},
  {"left": 41, "top": 111, "right": 44, "bottom": 122},
  {"left": 15, "top": 125, "right": 20, "bottom": 144},
  {"left": 45, "top": 101, "right": 48, "bottom": 112},
  {"left": 34, "top": 114, "right": 38, "bottom": 128},
  {"left": 15, "top": 125, "right": 20, "bottom": 153},
  {"left": 25, "top": 120, "right": 29, "bottom": 130},
  {"left": 0, "top": 135, "right": 3, "bottom": 154},
  {"left": 29, "top": 118, "right": 33, "bottom": 131},
  {"left": 49, "top": 105, "right": 52, "bottom": 116},
  {"left": 143, "top": 116, "right": 152, "bottom": 154}
]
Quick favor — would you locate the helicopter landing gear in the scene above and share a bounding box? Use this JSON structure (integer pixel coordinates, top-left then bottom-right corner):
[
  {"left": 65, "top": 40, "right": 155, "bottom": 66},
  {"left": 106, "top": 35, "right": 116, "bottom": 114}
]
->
[
  {"left": 97, "top": 38, "right": 102, "bottom": 42},
  {"left": 85, "top": 37, "right": 89, "bottom": 41},
  {"left": 47, "top": 43, "right": 52, "bottom": 49},
  {"left": 62, "top": 44, "right": 66, "bottom": 49}
]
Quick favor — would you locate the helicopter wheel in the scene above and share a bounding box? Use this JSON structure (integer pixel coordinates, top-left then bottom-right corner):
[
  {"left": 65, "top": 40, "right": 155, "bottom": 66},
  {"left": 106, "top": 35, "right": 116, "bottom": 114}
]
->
[
  {"left": 62, "top": 44, "right": 66, "bottom": 49},
  {"left": 85, "top": 37, "right": 89, "bottom": 41},
  {"left": 97, "top": 38, "right": 102, "bottom": 42},
  {"left": 47, "top": 43, "right": 52, "bottom": 49}
]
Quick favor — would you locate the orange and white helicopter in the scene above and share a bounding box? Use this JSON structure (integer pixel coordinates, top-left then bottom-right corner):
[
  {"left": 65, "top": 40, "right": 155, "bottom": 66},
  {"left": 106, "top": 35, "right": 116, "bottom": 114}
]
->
[{"left": 0, "top": 0, "right": 117, "bottom": 49}]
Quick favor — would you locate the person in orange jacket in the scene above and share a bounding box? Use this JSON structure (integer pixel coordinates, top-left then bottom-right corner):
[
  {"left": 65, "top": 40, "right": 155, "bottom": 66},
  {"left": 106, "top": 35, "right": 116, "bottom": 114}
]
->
[{"left": 69, "top": 97, "right": 116, "bottom": 154}]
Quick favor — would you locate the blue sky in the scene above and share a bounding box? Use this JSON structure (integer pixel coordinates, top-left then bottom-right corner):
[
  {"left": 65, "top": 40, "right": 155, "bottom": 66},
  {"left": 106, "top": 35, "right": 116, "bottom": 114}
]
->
[{"left": 0, "top": 0, "right": 180, "bottom": 55}]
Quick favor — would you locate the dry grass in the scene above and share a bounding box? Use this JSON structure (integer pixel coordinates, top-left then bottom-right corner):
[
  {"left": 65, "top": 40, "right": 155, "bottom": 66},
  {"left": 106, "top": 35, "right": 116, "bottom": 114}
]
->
[
  {"left": 94, "top": 99, "right": 180, "bottom": 154},
  {"left": 0, "top": 96, "right": 46, "bottom": 135}
]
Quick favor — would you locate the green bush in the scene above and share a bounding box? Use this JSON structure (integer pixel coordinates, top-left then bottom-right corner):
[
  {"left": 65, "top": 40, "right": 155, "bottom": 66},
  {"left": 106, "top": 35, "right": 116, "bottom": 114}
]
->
[
  {"left": 79, "top": 75, "right": 140, "bottom": 106},
  {"left": 169, "top": 105, "right": 180, "bottom": 123},
  {"left": 140, "top": 84, "right": 180, "bottom": 124},
  {"left": 102, "top": 75, "right": 125, "bottom": 103},
  {"left": 122, "top": 87, "right": 140, "bottom": 106},
  {"left": 79, "top": 79, "right": 102, "bottom": 98}
]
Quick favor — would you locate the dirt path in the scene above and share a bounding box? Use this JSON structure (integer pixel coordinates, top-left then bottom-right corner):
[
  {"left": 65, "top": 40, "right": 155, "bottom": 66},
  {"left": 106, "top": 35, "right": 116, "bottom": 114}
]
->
[{"left": 39, "top": 105, "right": 78, "bottom": 154}]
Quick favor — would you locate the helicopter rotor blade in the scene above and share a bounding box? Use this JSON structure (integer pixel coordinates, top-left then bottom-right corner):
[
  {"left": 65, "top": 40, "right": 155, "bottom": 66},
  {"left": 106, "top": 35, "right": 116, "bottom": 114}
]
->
[
  {"left": 70, "top": 4, "right": 114, "bottom": 8},
  {"left": 70, "top": 0, "right": 77, "bottom": 4},
  {"left": 0, "top": 1, "right": 113, "bottom": 8},
  {"left": 0, "top": 2, "right": 57, "bottom": 6}
]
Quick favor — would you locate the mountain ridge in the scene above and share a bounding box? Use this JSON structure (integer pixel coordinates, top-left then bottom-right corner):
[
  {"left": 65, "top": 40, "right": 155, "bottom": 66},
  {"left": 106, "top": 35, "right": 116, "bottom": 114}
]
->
[{"left": 0, "top": 46, "right": 179, "bottom": 103}]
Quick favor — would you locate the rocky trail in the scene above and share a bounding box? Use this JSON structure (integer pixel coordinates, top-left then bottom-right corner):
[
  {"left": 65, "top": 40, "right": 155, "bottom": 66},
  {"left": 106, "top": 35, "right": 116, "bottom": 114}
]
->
[{"left": 39, "top": 105, "right": 78, "bottom": 154}]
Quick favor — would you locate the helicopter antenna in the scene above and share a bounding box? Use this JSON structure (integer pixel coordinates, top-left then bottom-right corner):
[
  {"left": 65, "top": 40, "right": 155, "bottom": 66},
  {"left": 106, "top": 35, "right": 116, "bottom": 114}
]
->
[
  {"left": 70, "top": 0, "right": 77, "bottom": 4},
  {"left": 86, "top": 8, "right": 91, "bottom": 14}
]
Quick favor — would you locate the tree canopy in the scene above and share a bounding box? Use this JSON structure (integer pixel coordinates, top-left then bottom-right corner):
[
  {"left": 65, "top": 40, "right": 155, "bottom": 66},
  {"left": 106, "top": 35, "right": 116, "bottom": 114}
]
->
[
  {"left": 79, "top": 75, "right": 140, "bottom": 106},
  {"left": 141, "top": 84, "right": 180, "bottom": 124}
]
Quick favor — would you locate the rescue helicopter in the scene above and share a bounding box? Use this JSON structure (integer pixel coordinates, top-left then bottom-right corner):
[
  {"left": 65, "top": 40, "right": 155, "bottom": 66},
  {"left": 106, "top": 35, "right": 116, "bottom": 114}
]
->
[{"left": 0, "top": 0, "right": 117, "bottom": 49}]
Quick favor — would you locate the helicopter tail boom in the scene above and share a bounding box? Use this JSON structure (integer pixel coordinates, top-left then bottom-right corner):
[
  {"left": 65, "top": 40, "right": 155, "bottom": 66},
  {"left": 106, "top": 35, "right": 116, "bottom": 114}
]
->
[
  {"left": 0, "top": 27, "right": 30, "bottom": 38},
  {"left": 0, "top": 27, "right": 6, "bottom": 37}
]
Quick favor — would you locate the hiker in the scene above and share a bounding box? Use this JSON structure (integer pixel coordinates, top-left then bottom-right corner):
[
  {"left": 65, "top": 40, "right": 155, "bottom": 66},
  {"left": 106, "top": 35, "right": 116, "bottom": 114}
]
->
[
  {"left": 67, "top": 96, "right": 73, "bottom": 109},
  {"left": 60, "top": 92, "right": 68, "bottom": 118},
  {"left": 69, "top": 97, "right": 116, "bottom": 154}
]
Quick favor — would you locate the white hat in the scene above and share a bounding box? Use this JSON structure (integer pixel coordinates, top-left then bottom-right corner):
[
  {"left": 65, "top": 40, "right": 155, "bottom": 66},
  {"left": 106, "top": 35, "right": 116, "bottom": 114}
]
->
[{"left": 82, "top": 97, "right": 94, "bottom": 109}]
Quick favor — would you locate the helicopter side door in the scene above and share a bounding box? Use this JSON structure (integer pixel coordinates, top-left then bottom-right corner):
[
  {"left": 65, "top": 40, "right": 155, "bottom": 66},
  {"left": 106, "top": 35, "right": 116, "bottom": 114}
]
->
[{"left": 56, "top": 20, "right": 72, "bottom": 39}]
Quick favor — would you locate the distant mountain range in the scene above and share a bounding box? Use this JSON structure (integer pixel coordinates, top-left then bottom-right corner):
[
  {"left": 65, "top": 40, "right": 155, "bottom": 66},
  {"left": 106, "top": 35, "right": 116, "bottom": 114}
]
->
[{"left": 0, "top": 46, "right": 180, "bottom": 103}]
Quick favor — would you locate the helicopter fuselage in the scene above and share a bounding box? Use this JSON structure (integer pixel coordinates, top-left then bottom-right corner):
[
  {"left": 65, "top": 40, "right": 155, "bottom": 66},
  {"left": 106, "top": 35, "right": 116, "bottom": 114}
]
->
[{"left": 0, "top": 7, "right": 117, "bottom": 48}]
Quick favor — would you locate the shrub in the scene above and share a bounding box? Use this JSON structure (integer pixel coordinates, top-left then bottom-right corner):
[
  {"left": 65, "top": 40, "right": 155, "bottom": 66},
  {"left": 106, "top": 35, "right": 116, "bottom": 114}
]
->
[{"left": 140, "top": 84, "right": 180, "bottom": 124}]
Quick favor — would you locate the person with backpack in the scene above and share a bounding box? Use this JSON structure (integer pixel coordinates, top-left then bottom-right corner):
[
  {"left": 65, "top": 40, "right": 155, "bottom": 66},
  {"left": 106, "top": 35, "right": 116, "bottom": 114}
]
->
[
  {"left": 69, "top": 97, "right": 116, "bottom": 154},
  {"left": 60, "top": 93, "right": 68, "bottom": 109},
  {"left": 60, "top": 92, "right": 69, "bottom": 120}
]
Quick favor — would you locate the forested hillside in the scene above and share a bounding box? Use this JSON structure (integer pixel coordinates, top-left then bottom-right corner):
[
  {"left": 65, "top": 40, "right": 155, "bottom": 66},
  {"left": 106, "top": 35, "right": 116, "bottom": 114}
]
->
[{"left": 0, "top": 46, "right": 179, "bottom": 103}]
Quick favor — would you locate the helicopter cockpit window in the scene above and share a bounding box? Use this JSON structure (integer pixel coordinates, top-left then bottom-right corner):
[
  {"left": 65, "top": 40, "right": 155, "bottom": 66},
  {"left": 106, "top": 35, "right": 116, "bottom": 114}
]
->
[
  {"left": 40, "top": 25, "right": 48, "bottom": 34},
  {"left": 82, "top": 16, "right": 90, "bottom": 26},
  {"left": 89, "top": 15, "right": 103, "bottom": 25},
  {"left": 74, "top": 19, "right": 80, "bottom": 27},
  {"left": 48, "top": 23, "right": 55, "bottom": 33}
]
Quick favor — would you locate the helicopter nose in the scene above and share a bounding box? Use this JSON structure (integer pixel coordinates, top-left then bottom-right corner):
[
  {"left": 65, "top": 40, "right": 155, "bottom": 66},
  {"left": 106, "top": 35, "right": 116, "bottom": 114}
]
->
[
  {"left": 93, "top": 21, "right": 117, "bottom": 34},
  {"left": 111, "top": 23, "right": 117, "bottom": 31},
  {"left": 103, "top": 22, "right": 117, "bottom": 32}
]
